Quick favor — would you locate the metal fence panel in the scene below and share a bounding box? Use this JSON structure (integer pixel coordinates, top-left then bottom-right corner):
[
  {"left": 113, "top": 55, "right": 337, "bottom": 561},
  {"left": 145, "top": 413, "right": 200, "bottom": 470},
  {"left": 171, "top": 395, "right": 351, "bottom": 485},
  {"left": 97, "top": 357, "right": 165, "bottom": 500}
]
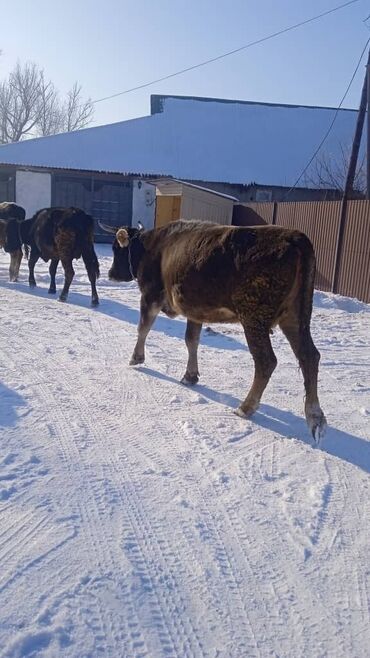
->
[
  {"left": 239, "top": 200, "right": 369, "bottom": 302},
  {"left": 232, "top": 202, "right": 275, "bottom": 226},
  {"left": 337, "top": 200, "right": 370, "bottom": 302}
]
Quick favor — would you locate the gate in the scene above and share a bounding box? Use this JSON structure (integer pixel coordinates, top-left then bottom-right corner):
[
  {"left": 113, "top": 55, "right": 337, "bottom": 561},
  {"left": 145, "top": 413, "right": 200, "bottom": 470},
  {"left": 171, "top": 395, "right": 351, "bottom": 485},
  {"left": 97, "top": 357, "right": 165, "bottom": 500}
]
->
[{"left": 52, "top": 175, "right": 133, "bottom": 242}]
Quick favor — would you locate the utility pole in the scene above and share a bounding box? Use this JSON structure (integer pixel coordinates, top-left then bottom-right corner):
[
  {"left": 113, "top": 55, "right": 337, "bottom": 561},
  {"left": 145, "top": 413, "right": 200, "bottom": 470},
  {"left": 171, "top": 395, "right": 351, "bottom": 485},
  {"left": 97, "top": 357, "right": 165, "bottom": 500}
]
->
[
  {"left": 367, "top": 50, "right": 370, "bottom": 199},
  {"left": 332, "top": 48, "right": 369, "bottom": 292},
  {"left": 344, "top": 49, "right": 369, "bottom": 199}
]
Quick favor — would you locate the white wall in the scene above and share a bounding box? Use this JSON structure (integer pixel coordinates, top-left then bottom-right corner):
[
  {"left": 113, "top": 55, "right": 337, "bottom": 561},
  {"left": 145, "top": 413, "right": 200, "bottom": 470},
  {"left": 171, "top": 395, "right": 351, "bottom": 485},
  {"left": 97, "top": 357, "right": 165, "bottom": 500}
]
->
[
  {"left": 16, "top": 170, "right": 51, "bottom": 218},
  {"left": 132, "top": 180, "right": 156, "bottom": 230}
]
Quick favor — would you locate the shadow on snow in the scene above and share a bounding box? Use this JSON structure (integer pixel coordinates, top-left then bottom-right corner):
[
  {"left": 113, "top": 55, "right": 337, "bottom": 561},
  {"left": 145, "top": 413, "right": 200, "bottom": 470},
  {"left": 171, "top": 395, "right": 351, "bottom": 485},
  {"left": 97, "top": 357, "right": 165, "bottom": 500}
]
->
[
  {"left": 138, "top": 366, "right": 370, "bottom": 476},
  {"left": 0, "top": 381, "right": 27, "bottom": 428},
  {"left": 0, "top": 279, "right": 245, "bottom": 352}
]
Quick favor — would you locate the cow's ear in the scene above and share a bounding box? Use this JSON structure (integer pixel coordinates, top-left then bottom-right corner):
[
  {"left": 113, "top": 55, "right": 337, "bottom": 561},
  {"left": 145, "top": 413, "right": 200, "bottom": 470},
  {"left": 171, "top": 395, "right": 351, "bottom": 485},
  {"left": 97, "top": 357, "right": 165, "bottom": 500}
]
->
[{"left": 116, "top": 228, "right": 129, "bottom": 248}]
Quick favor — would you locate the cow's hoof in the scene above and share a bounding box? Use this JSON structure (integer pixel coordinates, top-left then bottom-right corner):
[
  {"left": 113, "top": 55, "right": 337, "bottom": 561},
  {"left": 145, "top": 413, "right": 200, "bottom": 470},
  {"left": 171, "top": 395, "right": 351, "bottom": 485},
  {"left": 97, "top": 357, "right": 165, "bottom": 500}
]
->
[
  {"left": 91, "top": 298, "right": 99, "bottom": 307},
  {"left": 234, "top": 404, "right": 257, "bottom": 419},
  {"left": 58, "top": 296, "right": 67, "bottom": 303},
  {"left": 48, "top": 289, "right": 56, "bottom": 295},
  {"left": 306, "top": 407, "right": 327, "bottom": 446},
  {"left": 129, "top": 354, "right": 144, "bottom": 366},
  {"left": 29, "top": 282, "right": 36, "bottom": 288},
  {"left": 234, "top": 407, "right": 248, "bottom": 418},
  {"left": 181, "top": 373, "right": 199, "bottom": 386}
]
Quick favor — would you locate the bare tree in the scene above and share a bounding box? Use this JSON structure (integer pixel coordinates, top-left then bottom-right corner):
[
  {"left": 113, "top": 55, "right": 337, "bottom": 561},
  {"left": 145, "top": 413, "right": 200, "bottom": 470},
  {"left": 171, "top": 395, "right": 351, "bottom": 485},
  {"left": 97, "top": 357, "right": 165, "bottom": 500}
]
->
[
  {"left": 0, "top": 62, "right": 42, "bottom": 142},
  {"left": 304, "top": 144, "right": 366, "bottom": 198},
  {"left": 0, "top": 61, "right": 94, "bottom": 143},
  {"left": 35, "top": 71, "right": 64, "bottom": 137},
  {"left": 62, "top": 82, "right": 94, "bottom": 133}
]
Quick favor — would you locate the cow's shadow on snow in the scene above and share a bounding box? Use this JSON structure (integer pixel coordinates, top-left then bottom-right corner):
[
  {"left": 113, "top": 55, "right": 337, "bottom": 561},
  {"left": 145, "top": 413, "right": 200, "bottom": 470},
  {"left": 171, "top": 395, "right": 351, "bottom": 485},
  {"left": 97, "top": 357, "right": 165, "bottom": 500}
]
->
[
  {"left": 0, "top": 382, "right": 27, "bottom": 428},
  {"left": 138, "top": 366, "right": 370, "bottom": 475},
  {"left": 255, "top": 404, "right": 370, "bottom": 475},
  {"left": 0, "top": 279, "right": 245, "bottom": 352}
]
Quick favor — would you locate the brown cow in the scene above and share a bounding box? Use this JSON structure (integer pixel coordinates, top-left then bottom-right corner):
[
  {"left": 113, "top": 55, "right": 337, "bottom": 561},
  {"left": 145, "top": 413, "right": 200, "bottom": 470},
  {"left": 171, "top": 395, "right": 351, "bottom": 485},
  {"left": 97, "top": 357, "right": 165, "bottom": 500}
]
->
[
  {"left": 101, "top": 220, "right": 327, "bottom": 443},
  {"left": 0, "top": 202, "right": 26, "bottom": 281}
]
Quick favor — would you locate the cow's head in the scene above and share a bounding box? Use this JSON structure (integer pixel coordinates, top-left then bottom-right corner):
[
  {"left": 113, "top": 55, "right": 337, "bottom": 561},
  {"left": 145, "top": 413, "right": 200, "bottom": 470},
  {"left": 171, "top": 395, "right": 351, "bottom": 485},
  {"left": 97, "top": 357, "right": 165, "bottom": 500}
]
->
[
  {"left": 98, "top": 222, "right": 145, "bottom": 282},
  {"left": 0, "top": 219, "right": 23, "bottom": 282}
]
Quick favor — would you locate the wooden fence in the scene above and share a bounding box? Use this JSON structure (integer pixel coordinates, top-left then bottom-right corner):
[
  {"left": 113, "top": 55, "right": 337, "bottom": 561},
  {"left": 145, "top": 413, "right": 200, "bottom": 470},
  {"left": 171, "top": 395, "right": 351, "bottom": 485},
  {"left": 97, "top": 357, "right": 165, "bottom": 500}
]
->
[{"left": 233, "top": 200, "right": 370, "bottom": 303}]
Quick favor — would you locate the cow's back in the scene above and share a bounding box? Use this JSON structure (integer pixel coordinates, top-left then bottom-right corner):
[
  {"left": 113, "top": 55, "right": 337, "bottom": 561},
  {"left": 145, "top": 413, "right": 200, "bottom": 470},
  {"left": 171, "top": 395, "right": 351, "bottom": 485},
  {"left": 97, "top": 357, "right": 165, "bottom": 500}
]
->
[
  {"left": 142, "top": 221, "right": 311, "bottom": 324},
  {"left": 32, "top": 208, "right": 95, "bottom": 260}
]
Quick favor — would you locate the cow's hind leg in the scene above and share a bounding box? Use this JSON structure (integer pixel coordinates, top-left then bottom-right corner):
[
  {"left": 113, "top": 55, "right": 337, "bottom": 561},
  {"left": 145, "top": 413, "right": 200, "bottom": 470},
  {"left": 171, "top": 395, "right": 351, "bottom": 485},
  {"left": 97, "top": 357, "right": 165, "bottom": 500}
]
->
[
  {"left": 59, "top": 259, "right": 74, "bottom": 302},
  {"left": 9, "top": 250, "right": 22, "bottom": 282},
  {"left": 82, "top": 246, "right": 99, "bottom": 306},
  {"left": 28, "top": 249, "right": 40, "bottom": 288},
  {"left": 236, "top": 323, "right": 277, "bottom": 418},
  {"left": 181, "top": 320, "right": 202, "bottom": 385},
  {"left": 279, "top": 316, "right": 326, "bottom": 442},
  {"left": 48, "top": 259, "right": 59, "bottom": 294},
  {"left": 129, "top": 296, "right": 161, "bottom": 365}
]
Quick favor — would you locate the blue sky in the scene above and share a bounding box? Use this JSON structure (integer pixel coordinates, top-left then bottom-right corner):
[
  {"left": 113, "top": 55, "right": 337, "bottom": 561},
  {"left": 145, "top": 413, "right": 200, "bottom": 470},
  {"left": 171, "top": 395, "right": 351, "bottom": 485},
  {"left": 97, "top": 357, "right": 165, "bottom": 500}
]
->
[{"left": 1, "top": 0, "right": 369, "bottom": 127}]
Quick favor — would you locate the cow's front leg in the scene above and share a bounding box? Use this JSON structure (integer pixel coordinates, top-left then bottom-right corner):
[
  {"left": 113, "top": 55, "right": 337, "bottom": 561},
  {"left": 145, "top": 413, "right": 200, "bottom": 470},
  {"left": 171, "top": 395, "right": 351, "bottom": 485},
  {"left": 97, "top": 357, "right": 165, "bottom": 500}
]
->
[
  {"left": 129, "top": 296, "right": 161, "bottom": 365},
  {"left": 48, "top": 259, "right": 59, "bottom": 294},
  {"left": 181, "top": 320, "right": 202, "bottom": 385}
]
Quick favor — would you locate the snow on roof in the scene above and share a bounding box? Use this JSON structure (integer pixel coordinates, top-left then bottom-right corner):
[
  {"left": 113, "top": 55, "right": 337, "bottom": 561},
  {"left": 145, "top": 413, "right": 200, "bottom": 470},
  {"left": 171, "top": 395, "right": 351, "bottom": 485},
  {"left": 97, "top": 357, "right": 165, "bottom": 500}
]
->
[
  {"left": 147, "top": 177, "right": 238, "bottom": 201},
  {"left": 0, "top": 95, "right": 360, "bottom": 187}
]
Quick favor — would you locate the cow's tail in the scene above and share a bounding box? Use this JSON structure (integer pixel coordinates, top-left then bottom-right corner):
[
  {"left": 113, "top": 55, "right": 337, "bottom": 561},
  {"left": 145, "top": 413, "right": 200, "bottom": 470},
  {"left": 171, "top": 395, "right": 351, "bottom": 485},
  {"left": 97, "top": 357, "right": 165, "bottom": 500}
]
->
[
  {"left": 90, "top": 247, "right": 100, "bottom": 279},
  {"left": 77, "top": 211, "right": 100, "bottom": 279},
  {"left": 292, "top": 233, "right": 316, "bottom": 332}
]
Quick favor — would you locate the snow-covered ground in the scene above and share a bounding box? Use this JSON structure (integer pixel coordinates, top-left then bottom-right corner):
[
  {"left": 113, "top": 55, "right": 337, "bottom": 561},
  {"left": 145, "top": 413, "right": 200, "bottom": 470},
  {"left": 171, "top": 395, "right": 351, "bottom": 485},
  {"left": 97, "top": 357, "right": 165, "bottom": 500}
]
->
[{"left": 0, "top": 245, "right": 369, "bottom": 658}]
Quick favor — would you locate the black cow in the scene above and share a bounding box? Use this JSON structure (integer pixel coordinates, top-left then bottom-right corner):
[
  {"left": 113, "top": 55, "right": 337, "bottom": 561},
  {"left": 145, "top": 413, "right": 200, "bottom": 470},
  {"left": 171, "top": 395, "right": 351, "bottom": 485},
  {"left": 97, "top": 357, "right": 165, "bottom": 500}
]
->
[
  {"left": 0, "top": 202, "right": 26, "bottom": 281},
  {"left": 0, "top": 202, "right": 26, "bottom": 222},
  {"left": 101, "top": 219, "right": 326, "bottom": 442},
  {"left": 4, "top": 207, "right": 100, "bottom": 305}
]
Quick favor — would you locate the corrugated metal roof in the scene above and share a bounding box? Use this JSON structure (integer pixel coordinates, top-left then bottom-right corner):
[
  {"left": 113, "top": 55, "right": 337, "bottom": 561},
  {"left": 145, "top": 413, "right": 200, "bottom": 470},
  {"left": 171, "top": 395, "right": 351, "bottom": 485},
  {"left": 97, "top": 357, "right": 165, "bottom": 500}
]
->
[{"left": 0, "top": 94, "right": 361, "bottom": 187}]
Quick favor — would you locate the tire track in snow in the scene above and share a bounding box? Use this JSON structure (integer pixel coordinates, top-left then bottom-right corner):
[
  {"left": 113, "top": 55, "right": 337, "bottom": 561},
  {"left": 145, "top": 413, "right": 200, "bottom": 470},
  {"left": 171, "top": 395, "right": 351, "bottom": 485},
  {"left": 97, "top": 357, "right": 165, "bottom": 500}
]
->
[
  {"left": 12, "top": 308, "right": 205, "bottom": 658},
  {"left": 83, "top": 312, "right": 209, "bottom": 657},
  {"left": 35, "top": 382, "right": 148, "bottom": 658},
  {"left": 234, "top": 439, "right": 370, "bottom": 656},
  {"left": 238, "top": 442, "right": 333, "bottom": 654},
  {"left": 0, "top": 323, "right": 147, "bottom": 658},
  {"left": 90, "top": 309, "right": 251, "bottom": 656},
  {"left": 173, "top": 420, "right": 335, "bottom": 655},
  {"left": 99, "top": 329, "right": 263, "bottom": 657}
]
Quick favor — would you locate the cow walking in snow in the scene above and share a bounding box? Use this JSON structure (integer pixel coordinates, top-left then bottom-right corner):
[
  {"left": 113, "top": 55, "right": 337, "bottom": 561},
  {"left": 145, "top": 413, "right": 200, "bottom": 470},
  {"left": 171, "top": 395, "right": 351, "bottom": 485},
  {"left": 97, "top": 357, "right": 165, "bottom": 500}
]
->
[
  {"left": 2, "top": 207, "right": 100, "bottom": 306},
  {"left": 101, "top": 220, "right": 326, "bottom": 442},
  {"left": 0, "top": 202, "right": 26, "bottom": 281}
]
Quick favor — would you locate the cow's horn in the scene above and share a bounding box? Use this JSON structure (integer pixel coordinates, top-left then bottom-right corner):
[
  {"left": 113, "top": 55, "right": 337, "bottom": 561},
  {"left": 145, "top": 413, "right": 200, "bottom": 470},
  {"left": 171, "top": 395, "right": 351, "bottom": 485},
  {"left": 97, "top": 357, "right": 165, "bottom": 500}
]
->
[
  {"left": 97, "top": 220, "right": 118, "bottom": 235},
  {"left": 116, "top": 228, "right": 129, "bottom": 248}
]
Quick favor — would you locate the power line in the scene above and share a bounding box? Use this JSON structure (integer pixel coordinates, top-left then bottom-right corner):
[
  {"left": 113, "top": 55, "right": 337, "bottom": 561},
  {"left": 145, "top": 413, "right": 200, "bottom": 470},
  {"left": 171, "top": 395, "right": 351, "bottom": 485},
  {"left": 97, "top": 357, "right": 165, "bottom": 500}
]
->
[
  {"left": 92, "top": 0, "right": 361, "bottom": 105},
  {"left": 284, "top": 36, "right": 370, "bottom": 198}
]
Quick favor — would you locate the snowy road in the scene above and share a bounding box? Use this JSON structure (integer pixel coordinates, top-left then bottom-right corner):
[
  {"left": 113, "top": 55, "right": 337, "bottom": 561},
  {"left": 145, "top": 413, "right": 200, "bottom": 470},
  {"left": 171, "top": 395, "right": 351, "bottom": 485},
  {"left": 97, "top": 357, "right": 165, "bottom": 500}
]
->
[{"left": 0, "top": 246, "right": 369, "bottom": 657}]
